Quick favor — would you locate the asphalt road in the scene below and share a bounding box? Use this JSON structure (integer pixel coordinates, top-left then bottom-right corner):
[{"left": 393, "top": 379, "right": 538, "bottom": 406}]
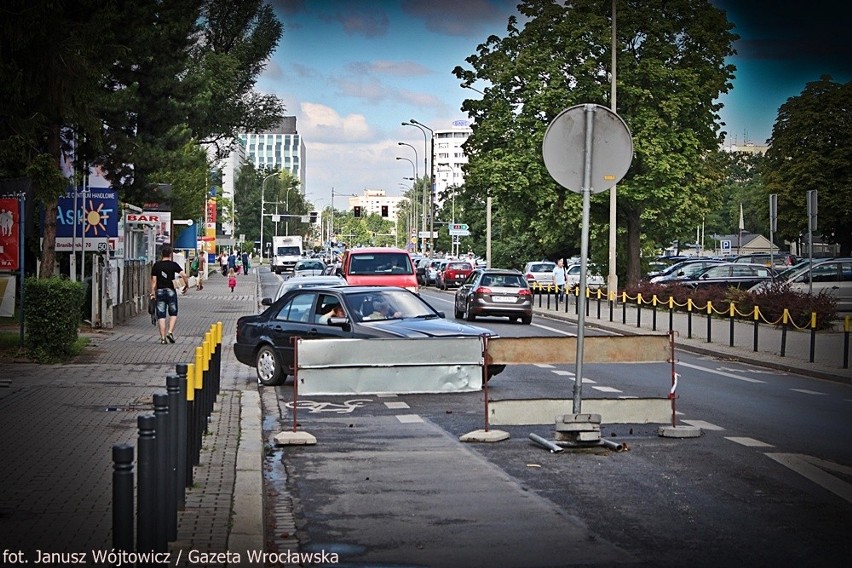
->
[{"left": 257, "top": 269, "right": 852, "bottom": 567}]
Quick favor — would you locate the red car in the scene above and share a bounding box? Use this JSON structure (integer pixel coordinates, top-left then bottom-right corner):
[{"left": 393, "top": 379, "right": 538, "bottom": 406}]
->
[{"left": 437, "top": 261, "right": 474, "bottom": 290}]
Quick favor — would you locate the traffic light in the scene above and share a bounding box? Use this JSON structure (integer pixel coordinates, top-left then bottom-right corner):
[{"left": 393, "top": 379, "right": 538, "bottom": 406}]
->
[
  {"left": 309, "top": 211, "right": 318, "bottom": 223},
  {"left": 353, "top": 206, "right": 362, "bottom": 217},
  {"left": 381, "top": 205, "right": 388, "bottom": 217}
]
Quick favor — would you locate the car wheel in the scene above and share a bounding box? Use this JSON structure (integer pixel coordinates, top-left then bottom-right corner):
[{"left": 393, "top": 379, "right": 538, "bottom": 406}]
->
[
  {"left": 256, "top": 345, "right": 285, "bottom": 386},
  {"left": 521, "top": 315, "right": 532, "bottom": 325},
  {"left": 454, "top": 301, "right": 464, "bottom": 319},
  {"left": 464, "top": 302, "right": 476, "bottom": 322}
]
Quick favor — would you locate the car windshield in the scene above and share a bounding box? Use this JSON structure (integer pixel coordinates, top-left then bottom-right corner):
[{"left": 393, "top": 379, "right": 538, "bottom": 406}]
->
[
  {"left": 346, "top": 289, "right": 435, "bottom": 322},
  {"left": 349, "top": 253, "right": 414, "bottom": 275},
  {"left": 274, "top": 278, "right": 345, "bottom": 300}
]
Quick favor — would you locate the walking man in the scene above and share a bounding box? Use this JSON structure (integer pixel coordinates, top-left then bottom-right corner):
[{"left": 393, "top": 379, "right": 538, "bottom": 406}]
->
[
  {"left": 552, "top": 258, "right": 567, "bottom": 302},
  {"left": 196, "top": 250, "right": 207, "bottom": 290},
  {"left": 150, "top": 243, "right": 189, "bottom": 344}
]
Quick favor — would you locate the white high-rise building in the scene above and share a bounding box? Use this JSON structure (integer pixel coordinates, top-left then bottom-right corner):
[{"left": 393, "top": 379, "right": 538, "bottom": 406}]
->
[
  {"left": 433, "top": 121, "right": 471, "bottom": 206},
  {"left": 239, "top": 116, "right": 306, "bottom": 194}
]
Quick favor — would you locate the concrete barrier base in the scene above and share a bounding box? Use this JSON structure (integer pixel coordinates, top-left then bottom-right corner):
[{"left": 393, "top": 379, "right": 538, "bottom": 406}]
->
[
  {"left": 459, "top": 429, "right": 510, "bottom": 443},
  {"left": 273, "top": 430, "right": 317, "bottom": 445},
  {"left": 658, "top": 425, "right": 702, "bottom": 438}
]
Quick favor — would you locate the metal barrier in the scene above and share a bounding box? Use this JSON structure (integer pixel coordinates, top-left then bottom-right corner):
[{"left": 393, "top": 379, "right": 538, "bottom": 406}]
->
[
  {"left": 532, "top": 286, "right": 851, "bottom": 371},
  {"left": 110, "top": 322, "right": 222, "bottom": 555}
]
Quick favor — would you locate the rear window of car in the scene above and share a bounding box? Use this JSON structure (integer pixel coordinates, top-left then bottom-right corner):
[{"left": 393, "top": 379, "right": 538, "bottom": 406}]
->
[
  {"left": 447, "top": 262, "right": 471, "bottom": 271},
  {"left": 481, "top": 274, "right": 525, "bottom": 287},
  {"left": 529, "top": 263, "right": 555, "bottom": 272}
]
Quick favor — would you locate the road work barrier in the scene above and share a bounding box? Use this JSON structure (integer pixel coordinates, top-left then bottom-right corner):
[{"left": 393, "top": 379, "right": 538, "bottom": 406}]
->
[
  {"left": 293, "top": 336, "right": 485, "bottom": 395},
  {"left": 111, "top": 322, "right": 222, "bottom": 557},
  {"left": 483, "top": 334, "right": 676, "bottom": 427}
]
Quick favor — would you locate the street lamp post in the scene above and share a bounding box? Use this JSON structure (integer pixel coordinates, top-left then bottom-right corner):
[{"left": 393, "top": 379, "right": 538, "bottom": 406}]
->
[
  {"left": 397, "top": 157, "right": 417, "bottom": 253},
  {"left": 260, "top": 172, "right": 279, "bottom": 264},
  {"left": 409, "top": 119, "right": 434, "bottom": 257}
]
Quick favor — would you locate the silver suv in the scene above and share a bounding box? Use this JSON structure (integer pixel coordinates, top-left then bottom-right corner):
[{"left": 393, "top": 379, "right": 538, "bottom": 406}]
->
[{"left": 751, "top": 257, "right": 852, "bottom": 312}]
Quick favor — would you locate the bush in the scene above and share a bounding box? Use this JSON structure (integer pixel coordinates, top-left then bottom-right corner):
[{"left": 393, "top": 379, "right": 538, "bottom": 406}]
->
[
  {"left": 24, "top": 277, "right": 85, "bottom": 363},
  {"left": 626, "top": 280, "right": 838, "bottom": 331}
]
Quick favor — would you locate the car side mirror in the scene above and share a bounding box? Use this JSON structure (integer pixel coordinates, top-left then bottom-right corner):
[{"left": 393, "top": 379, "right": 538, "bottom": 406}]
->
[
  {"left": 327, "top": 316, "right": 349, "bottom": 328},
  {"left": 261, "top": 297, "right": 273, "bottom": 306}
]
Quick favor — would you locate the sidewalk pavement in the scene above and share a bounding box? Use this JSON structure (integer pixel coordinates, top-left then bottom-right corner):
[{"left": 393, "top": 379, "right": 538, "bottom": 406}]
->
[
  {"left": 1, "top": 273, "right": 846, "bottom": 566},
  {"left": 0, "top": 267, "right": 267, "bottom": 566},
  {"left": 530, "top": 293, "right": 851, "bottom": 382}
]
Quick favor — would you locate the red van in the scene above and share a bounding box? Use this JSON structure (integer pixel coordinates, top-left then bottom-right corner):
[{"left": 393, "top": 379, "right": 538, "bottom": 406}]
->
[{"left": 340, "top": 247, "right": 419, "bottom": 293}]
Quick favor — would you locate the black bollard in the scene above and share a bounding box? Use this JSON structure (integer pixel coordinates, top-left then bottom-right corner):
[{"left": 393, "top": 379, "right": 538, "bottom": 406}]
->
[
  {"left": 136, "top": 414, "right": 157, "bottom": 560},
  {"left": 152, "top": 392, "right": 170, "bottom": 551},
  {"left": 112, "top": 443, "right": 134, "bottom": 552},
  {"left": 166, "top": 375, "right": 181, "bottom": 534},
  {"left": 174, "top": 365, "right": 189, "bottom": 501}
]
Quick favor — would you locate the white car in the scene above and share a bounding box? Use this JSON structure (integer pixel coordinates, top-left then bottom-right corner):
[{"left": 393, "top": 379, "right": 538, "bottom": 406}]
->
[{"left": 565, "top": 263, "right": 605, "bottom": 290}]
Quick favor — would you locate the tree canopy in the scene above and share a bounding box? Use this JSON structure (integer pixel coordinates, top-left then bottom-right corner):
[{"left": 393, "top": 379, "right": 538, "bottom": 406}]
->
[
  {"left": 453, "top": 0, "right": 737, "bottom": 283},
  {"left": 762, "top": 76, "right": 852, "bottom": 255},
  {"left": 0, "top": 0, "right": 285, "bottom": 276}
]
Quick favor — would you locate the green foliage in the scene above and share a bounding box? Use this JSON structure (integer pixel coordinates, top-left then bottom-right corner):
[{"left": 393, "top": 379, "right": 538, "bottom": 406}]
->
[
  {"left": 763, "top": 76, "right": 852, "bottom": 255},
  {"left": 23, "top": 277, "right": 85, "bottom": 362},
  {"left": 625, "top": 281, "right": 838, "bottom": 330},
  {"left": 453, "top": 0, "right": 737, "bottom": 284}
]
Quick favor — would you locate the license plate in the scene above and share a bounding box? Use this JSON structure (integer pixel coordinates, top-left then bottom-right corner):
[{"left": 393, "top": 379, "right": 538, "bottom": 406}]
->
[{"left": 491, "top": 296, "right": 515, "bottom": 303}]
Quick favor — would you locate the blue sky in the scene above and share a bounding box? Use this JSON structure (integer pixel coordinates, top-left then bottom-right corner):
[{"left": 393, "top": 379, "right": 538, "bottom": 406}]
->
[{"left": 259, "top": 0, "right": 851, "bottom": 204}]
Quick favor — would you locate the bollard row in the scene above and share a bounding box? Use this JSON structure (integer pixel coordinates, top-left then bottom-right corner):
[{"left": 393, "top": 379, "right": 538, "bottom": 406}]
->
[{"left": 111, "top": 322, "right": 223, "bottom": 558}]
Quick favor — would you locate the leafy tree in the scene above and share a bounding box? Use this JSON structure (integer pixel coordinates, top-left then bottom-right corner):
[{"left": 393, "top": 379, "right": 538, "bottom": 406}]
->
[
  {"left": 453, "top": 0, "right": 737, "bottom": 284},
  {"left": 762, "top": 76, "right": 852, "bottom": 255},
  {"left": 0, "top": 0, "right": 284, "bottom": 277}
]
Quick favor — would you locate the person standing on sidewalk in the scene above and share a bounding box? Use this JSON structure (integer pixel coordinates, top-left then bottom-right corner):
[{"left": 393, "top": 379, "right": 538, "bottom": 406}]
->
[
  {"left": 228, "top": 267, "right": 237, "bottom": 293},
  {"left": 150, "top": 243, "right": 190, "bottom": 344},
  {"left": 552, "top": 258, "right": 567, "bottom": 301},
  {"left": 196, "top": 251, "right": 207, "bottom": 290}
]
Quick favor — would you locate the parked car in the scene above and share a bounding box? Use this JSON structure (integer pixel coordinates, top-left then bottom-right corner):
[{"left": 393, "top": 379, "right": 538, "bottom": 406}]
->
[
  {"left": 454, "top": 269, "right": 533, "bottom": 324},
  {"left": 648, "top": 258, "right": 725, "bottom": 284},
  {"left": 565, "top": 263, "right": 605, "bottom": 290},
  {"left": 522, "top": 261, "right": 556, "bottom": 287},
  {"left": 751, "top": 257, "right": 852, "bottom": 312},
  {"left": 235, "top": 286, "right": 504, "bottom": 385},
  {"left": 270, "top": 275, "right": 346, "bottom": 302},
  {"left": 437, "top": 261, "right": 474, "bottom": 290},
  {"left": 682, "top": 262, "right": 776, "bottom": 290},
  {"left": 292, "top": 258, "right": 326, "bottom": 277},
  {"left": 733, "top": 253, "right": 798, "bottom": 270}
]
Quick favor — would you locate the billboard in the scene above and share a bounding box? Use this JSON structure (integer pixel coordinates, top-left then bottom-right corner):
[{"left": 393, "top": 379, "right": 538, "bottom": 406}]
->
[
  {"left": 53, "top": 188, "right": 119, "bottom": 253},
  {"left": 0, "top": 198, "right": 20, "bottom": 270}
]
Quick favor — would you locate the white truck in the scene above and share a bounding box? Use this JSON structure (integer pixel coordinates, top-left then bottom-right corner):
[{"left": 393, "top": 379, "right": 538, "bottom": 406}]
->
[{"left": 271, "top": 235, "right": 304, "bottom": 274}]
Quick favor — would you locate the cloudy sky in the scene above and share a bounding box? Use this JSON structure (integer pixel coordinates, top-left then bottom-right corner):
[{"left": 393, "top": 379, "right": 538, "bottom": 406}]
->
[{"left": 257, "top": 0, "right": 851, "bottom": 205}]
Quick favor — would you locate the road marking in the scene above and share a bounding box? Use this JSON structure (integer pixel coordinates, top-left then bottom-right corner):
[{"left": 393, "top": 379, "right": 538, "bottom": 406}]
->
[
  {"left": 766, "top": 453, "right": 852, "bottom": 505},
  {"left": 681, "top": 419, "right": 724, "bottom": 430},
  {"left": 552, "top": 370, "right": 574, "bottom": 376},
  {"left": 719, "top": 366, "right": 787, "bottom": 375},
  {"left": 592, "top": 386, "right": 622, "bottom": 393},
  {"left": 790, "top": 389, "right": 826, "bottom": 396},
  {"left": 396, "top": 414, "right": 424, "bottom": 423},
  {"left": 677, "top": 361, "right": 766, "bottom": 383},
  {"left": 384, "top": 401, "right": 410, "bottom": 409},
  {"left": 726, "top": 437, "right": 774, "bottom": 447},
  {"left": 531, "top": 322, "right": 574, "bottom": 335},
  {"left": 376, "top": 393, "right": 398, "bottom": 398},
  {"left": 535, "top": 364, "right": 555, "bottom": 368}
]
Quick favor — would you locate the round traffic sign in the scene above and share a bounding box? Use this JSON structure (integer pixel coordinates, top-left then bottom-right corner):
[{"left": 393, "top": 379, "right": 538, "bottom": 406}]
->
[{"left": 542, "top": 104, "right": 633, "bottom": 194}]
